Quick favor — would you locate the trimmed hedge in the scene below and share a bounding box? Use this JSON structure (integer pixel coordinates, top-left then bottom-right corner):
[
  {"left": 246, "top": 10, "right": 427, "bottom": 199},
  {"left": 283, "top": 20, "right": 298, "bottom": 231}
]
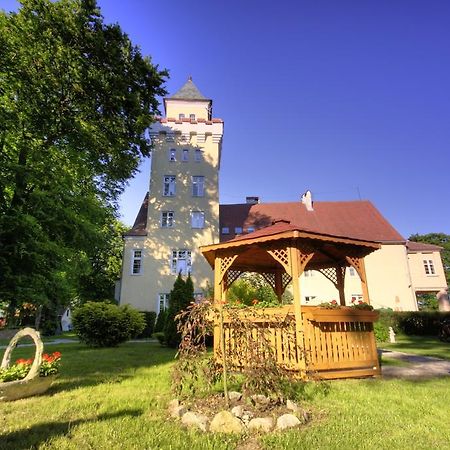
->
[
  {"left": 72, "top": 301, "right": 145, "bottom": 347},
  {"left": 376, "top": 310, "right": 450, "bottom": 337}
]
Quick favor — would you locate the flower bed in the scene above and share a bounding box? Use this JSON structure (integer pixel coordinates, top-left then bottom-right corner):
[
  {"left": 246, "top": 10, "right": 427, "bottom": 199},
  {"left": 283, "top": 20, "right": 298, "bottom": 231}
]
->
[{"left": 0, "top": 327, "right": 61, "bottom": 401}]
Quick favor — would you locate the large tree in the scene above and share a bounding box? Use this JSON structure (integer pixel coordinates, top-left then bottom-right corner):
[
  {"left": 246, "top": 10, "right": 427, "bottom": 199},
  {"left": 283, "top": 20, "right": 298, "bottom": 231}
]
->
[
  {"left": 0, "top": 0, "right": 167, "bottom": 321},
  {"left": 409, "top": 233, "right": 450, "bottom": 285}
]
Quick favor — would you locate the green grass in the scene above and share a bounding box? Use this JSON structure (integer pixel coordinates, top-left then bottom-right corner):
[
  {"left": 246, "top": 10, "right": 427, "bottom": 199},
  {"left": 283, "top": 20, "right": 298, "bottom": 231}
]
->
[
  {"left": 380, "top": 335, "right": 450, "bottom": 360},
  {"left": 1, "top": 341, "right": 450, "bottom": 449}
]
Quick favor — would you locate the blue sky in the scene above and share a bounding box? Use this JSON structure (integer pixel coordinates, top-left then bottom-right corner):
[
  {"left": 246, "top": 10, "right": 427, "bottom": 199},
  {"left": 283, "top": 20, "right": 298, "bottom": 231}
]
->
[{"left": 3, "top": 0, "right": 450, "bottom": 238}]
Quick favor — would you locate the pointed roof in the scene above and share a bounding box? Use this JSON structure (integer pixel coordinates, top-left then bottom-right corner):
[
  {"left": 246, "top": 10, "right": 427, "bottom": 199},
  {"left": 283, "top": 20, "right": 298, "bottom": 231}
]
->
[{"left": 169, "top": 77, "right": 210, "bottom": 101}]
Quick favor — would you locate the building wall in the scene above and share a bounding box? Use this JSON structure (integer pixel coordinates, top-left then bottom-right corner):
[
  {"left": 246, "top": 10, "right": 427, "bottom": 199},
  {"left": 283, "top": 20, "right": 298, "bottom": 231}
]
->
[
  {"left": 119, "top": 101, "right": 223, "bottom": 312},
  {"left": 298, "top": 244, "right": 418, "bottom": 311},
  {"left": 407, "top": 250, "right": 447, "bottom": 293}
]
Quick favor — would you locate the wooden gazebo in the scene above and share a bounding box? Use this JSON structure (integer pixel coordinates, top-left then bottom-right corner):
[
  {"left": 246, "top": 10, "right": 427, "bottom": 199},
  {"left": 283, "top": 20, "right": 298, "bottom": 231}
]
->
[{"left": 200, "top": 220, "right": 381, "bottom": 379}]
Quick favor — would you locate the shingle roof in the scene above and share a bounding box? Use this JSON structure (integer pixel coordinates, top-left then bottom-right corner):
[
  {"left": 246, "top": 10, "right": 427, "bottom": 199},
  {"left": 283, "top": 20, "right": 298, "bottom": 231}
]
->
[
  {"left": 169, "top": 77, "right": 210, "bottom": 101},
  {"left": 406, "top": 241, "right": 443, "bottom": 252},
  {"left": 220, "top": 201, "right": 405, "bottom": 244},
  {"left": 124, "top": 193, "right": 149, "bottom": 236}
]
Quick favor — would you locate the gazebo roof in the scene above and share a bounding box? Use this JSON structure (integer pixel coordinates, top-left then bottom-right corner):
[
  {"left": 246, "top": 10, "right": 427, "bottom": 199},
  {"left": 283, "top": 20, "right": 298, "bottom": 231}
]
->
[{"left": 200, "top": 220, "right": 380, "bottom": 273}]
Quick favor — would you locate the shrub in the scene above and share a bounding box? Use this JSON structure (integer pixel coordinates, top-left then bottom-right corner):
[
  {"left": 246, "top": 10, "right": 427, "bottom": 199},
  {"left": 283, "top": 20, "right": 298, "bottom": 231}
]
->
[
  {"left": 72, "top": 301, "right": 145, "bottom": 347},
  {"left": 154, "top": 309, "right": 168, "bottom": 333},
  {"left": 153, "top": 332, "right": 166, "bottom": 346},
  {"left": 138, "top": 311, "right": 157, "bottom": 338},
  {"left": 374, "top": 321, "right": 389, "bottom": 342}
]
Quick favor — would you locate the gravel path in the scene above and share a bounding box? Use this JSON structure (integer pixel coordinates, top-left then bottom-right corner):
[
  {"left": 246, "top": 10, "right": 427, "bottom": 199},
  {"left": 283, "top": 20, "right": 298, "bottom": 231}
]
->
[{"left": 381, "top": 350, "right": 450, "bottom": 379}]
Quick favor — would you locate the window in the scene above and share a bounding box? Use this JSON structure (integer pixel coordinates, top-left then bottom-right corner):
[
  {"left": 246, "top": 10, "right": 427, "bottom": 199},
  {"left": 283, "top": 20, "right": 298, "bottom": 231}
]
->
[
  {"left": 190, "top": 114, "right": 196, "bottom": 120},
  {"left": 163, "top": 176, "right": 176, "bottom": 196},
  {"left": 351, "top": 294, "right": 363, "bottom": 302},
  {"left": 222, "top": 227, "right": 229, "bottom": 234},
  {"left": 348, "top": 267, "right": 356, "bottom": 276},
  {"left": 192, "top": 176, "right": 204, "bottom": 197},
  {"left": 131, "top": 249, "right": 143, "bottom": 275},
  {"left": 247, "top": 227, "right": 255, "bottom": 233},
  {"left": 194, "top": 149, "right": 202, "bottom": 162},
  {"left": 234, "top": 227, "right": 243, "bottom": 234},
  {"left": 304, "top": 270, "right": 314, "bottom": 277},
  {"left": 178, "top": 113, "right": 185, "bottom": 120},
  {"left": 191, "top": 211, "right": 205, "bottom": 229},
  {"left": 158, "top": 293, "right": 170, "bottom": 313},
  {"left": 305, "top": 296, "right": 316, "bottom": 304},
  {"left": 423, "top": 259, "right": 436, "bottom": 275},
  {"left": 171, "top": 250, "right": 192, "bottom": 275},
  {"left": 161, "top": 211, "right": 174, "bottom": 228},
  {"left": 182, "top": 149, "right": 189, "bottom": 162},
  {"left": 168, "top": 149, "right": 176, "bottom": 161}
]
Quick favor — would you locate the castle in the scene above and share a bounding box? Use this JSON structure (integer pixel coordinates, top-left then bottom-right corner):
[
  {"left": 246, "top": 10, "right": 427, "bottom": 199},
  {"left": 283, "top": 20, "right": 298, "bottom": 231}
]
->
[{"left": 118, "top": 79, "right": 447, "bottom": 313}]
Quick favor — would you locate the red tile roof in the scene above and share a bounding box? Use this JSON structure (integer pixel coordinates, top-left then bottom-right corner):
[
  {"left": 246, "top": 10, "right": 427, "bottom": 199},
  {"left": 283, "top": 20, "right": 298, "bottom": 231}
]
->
[
  {"left": 220, "top": 201, "right": 405, "bottom": 244},
  {"left": 406, "top": 241, "right": 443, "bottom": 252},
  {"left": 124, "top": 193, "right": 149, "bottom": 236}
]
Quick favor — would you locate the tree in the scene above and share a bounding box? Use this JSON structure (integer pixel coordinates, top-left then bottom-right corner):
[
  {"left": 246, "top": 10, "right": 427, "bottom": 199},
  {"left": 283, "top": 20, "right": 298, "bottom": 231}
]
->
[
  {"left": 0, "top": 0, "right": 167, "bottom": 323},
  {"left": 409, "top": 233, "right": 450, "bottom": 285},
  {"left": 164, "top": 273, "right": 195, "bottom": 348}
]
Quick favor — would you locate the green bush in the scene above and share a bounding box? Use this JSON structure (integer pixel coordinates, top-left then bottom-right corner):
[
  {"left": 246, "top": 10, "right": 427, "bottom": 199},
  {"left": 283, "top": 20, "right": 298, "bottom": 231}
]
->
[
  {"left": 153, "top": 332, "right": 166, "bottom": 346},
  {"left": 138, "top": 311, "right": 157, "bottom": 338},
  {"left": 374, "top": 321, "right": 389, "bottom": 342},
  {"left": 72, "top": 301, "right": 145, "bottom": 347},
  {"left": 376, "top": 309, "right": 450, "bottom": 336},
  {"left": 154, "top": 309, "right": 167, "bottom": 333}
]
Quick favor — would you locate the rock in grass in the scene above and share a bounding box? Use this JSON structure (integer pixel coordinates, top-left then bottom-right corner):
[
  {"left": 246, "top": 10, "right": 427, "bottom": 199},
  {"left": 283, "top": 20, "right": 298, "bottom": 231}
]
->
[
  {"left": 231, "top": 405, "right": 244, "bottom": 418},
  {"left": 181, "top": 412, "right": 209, "bottom": 432},
  {"left": 228, "top": 391, "right": 242, "bottom": 402},
  {"left": 210, "top": 410, "right": 245, "bottom": 433},
  {"left": 251, "top": 394, "right": 271, "bottom": 407},
  {"left": 248, "top": 417, "right": 274, "bottom": 433},
  {"left": 167, "top": 399, "right": 187, "bottom": 418},
  {"left": 276, "top": 413, "right": 301, "bottom": 430}
]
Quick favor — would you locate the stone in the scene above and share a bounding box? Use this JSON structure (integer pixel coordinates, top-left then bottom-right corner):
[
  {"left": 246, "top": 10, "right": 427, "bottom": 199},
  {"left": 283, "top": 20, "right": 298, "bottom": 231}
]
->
[
  {"left": 286, "top": 399, "right": 299, "bottom": 412},
  {"left": 181, "top": 412, "right": 209, "bottom": 432},
  {"left": 276, "top": 413, "right": 301, "bottom": 430},
  {"left": 251, "top": 394, "right": 271, "bottom": 407},
  {"left": 167, "top": 399, "right": 187, "bottom": 419},
  {"left": 228, "top": 391, "right": 242, "bottom": 402},
  {"left": 210, "top": 410, "right": 245, "bottom": 434},
  {"left": 231, "top": 405, "right": 245, "bottom": 418},
  {"left": 248, "top": 417, "right": 274, "bottom": 433}
]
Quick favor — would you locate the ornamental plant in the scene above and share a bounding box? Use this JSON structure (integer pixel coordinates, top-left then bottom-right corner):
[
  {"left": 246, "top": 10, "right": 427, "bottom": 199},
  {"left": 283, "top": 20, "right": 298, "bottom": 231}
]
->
[{"left": 0, "top": 351, "right": 61, "bottom": 382}]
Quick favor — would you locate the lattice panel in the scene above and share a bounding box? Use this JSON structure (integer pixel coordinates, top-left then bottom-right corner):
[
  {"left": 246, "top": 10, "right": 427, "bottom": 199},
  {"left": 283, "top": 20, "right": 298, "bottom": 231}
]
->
[
  {"left": 219, "top": 255, "right": 238, "bottom": 283},
  {"left": 282, "top": 273, "right": 292, "bottom": 291},
  {"left": 227, "top": 270, "right": 242, "bottom": 288},
  {"left": 345, "top": 256, "right": 363, "bottom": 280},
  {"left": 267, "top": 247, "right": 290, "bottom": 272},
  {"left": 319, "top": 267, "right": 338, "bottom": 287},
  {"left": 261, "top": 273, "right": 276, "bottom": 290},
  {"left": 299, "top": 251, "right": 314, "bottom": 271}
]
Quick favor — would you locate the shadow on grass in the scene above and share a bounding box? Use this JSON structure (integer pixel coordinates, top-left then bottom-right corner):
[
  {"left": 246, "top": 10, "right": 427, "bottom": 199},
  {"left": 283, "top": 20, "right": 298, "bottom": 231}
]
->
[
  {"left": 0, "top": 408, "right": 143, "bottom": 450},
  {"left": 11, "top": 341, "right": 177, "bottom": 394}
]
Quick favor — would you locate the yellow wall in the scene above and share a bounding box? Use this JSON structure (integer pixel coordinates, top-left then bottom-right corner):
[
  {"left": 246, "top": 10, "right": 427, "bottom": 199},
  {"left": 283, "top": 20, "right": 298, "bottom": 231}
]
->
[
  {"left": 119, "top": 98, "right": 223, "bottom": 312},
  {"left": 165, "top": 99, "right": 210, "bottom": 120},
  {"left": 298, "top": 244, "right": 418, "bottom": 310},
  {"left": 407, "top": 250, "right": 447, "bottom": 293}
]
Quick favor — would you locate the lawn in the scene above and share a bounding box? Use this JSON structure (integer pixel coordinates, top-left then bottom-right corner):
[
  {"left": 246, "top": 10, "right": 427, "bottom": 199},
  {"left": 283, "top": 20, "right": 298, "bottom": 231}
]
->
[
  {"left": 1, "top": 341, "right": 450, "bottom": 449},
  {"left": 381, "top": 335, "right": 450, "bottom": 360}
]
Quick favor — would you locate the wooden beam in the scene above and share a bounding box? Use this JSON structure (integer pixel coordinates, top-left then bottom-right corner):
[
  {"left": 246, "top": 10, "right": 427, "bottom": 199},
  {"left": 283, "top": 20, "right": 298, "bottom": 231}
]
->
[{"left": 336, "top": 265, "right": 346, "bottom": 306}]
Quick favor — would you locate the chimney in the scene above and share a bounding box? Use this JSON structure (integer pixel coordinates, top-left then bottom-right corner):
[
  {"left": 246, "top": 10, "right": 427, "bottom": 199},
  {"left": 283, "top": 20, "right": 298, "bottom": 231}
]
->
[
  {"left": 246, "top": 196, "right": 260, "bottom": 204},
  {"left": 301, "top": 190, "right": 313, "bottom": 211}
]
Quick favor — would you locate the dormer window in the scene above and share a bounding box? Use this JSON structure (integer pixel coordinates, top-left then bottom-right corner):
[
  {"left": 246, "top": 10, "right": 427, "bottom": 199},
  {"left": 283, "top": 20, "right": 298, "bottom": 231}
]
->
[
  {"left": 190, "top": 114, "right": 196, "bottom": 120},
  {"left": 234, "top": 227, "right": 243, "bottom": 234},
  {"left": 222, "top": 227, "right": 229, "bottom": 235},
  {"left": 179, "top": 113, "right": 185, "bottom": 120},
  {"left": 168, "top": 149, "right": 176, "bottom": 161}
]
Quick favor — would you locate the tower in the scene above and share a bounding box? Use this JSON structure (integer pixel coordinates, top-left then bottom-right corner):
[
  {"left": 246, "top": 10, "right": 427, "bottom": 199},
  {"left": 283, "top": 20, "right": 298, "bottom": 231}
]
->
[{"left": 119, "top": 78, "right": 224, "bottom": 312}]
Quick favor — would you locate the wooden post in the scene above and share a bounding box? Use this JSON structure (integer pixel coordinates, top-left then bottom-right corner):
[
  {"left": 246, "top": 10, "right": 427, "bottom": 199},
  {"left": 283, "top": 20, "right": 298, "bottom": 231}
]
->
[
  {"left": 290, "top": 244, "right": 306, "bottom": 378},
  {"left": 214, "top": 255, "right": 229, "bottom": 404},
  {"left": 336, "top": 265, "right": 346, "bottom": 306},
  {"left": 358, "top": 258, "right": 370, "bottom": 304},
  {"left": 274, "top": 271, "right": 283, "bottom": 303}
]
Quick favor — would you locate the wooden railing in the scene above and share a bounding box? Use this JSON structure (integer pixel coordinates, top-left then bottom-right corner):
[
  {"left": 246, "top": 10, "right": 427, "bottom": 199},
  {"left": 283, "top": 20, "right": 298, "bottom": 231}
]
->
[{"left": 214, "top": 305, "right": 380, "bottom": 380}]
